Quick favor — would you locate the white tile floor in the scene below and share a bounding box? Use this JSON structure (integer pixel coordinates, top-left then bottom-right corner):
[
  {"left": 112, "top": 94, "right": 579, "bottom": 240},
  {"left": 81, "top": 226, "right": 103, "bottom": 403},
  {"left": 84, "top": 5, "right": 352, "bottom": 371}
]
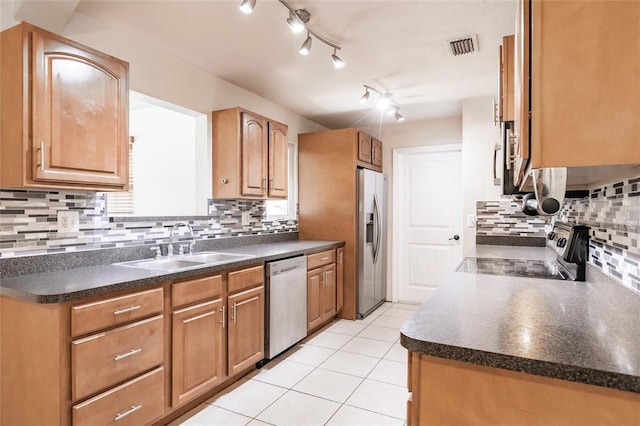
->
[{"left": 173, "top": 302, "right": 419, "bottom": 426}]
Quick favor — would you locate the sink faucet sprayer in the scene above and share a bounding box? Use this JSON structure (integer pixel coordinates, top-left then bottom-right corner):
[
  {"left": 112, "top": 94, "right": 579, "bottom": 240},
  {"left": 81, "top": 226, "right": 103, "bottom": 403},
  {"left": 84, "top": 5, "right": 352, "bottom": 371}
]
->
[{"left": 168, "top": 222, "right": 196, "bottom": 256}]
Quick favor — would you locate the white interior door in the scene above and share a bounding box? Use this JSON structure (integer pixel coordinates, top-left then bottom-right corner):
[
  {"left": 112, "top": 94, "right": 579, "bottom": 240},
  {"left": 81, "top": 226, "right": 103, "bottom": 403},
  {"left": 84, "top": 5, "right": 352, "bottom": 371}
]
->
[{"left": 394, "top": 145, "right": 463, "bottom": 304}]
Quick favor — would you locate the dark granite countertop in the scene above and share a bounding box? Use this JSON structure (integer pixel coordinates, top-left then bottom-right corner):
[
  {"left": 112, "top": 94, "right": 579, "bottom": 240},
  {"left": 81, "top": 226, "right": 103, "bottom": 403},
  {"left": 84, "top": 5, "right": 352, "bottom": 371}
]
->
[
  {"left": 0, "top": 240, "right": 343, "bottom": 304},
  {"left": 400, "top": 245, "right": 640, "bottom": 394}
]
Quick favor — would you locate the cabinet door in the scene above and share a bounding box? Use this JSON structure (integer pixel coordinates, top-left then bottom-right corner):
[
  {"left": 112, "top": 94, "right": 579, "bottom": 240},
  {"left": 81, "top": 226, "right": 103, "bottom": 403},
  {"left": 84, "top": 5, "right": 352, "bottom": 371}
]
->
[
  {"left": 268, "top": 121, "right": 288, "bottom": 198},
  {"left": 501, "top": 35, "right": 515, "bottom": 122},
  {"left": 358, "top": 132, "right": 372, "bottom": 163},
  {"left": 172, "top": 299, "right": 225, "bottom": 407},
  {"left": 241, "top": 112, "right": 268, "bottom": 197},
  {"left": 32, "top": 29, "right": 128, "bottom": 188},
  {"left": 228, "top": 286, "right": 264, "bottom": 376},
  {"left": 513, "top": 0, "right": 530, "bottom": 186},
  {"left": 371, "top": 138, "right": 383, "bottom": 167},
  {"left": 336, "top": 248, "right": 344, "bottom": 312},
  {"left": 307, "top": 268, "right": 323, "bottom": 331},
  {"left": 321, "top": 264, "right": 336, "bottom": 321}
]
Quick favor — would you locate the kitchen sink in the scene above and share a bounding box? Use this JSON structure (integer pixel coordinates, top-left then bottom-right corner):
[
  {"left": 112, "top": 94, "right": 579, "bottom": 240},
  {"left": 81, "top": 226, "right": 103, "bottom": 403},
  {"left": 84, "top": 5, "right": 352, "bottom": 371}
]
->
[{"left": 115, "top": 251, "right": 255, "bottom": 272}]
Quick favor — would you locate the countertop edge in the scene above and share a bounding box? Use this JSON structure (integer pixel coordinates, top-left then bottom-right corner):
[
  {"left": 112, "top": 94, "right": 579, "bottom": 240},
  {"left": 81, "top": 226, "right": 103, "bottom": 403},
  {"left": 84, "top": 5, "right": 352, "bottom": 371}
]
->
[
  {"left": 400, "top": 333, "right": 640, "bottom": 394},
  {"left": 0, "top": 241, "right": 344, "bottom": 304}
]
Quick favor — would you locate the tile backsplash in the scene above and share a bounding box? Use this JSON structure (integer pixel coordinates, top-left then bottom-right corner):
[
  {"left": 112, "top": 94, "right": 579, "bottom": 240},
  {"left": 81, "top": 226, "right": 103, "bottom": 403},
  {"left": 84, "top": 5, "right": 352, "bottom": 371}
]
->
[
  {"left": 476, "top": 200, "right": 547, "bottom": 238},
  {"left": 554, "top": 175, "right": 640, "bottom": 292},
  {"left": 0, "top": 189, "right": 296, "bottom": 258},
  {"left": 478, "top": 175, "right": 640, "bottom": 293}
]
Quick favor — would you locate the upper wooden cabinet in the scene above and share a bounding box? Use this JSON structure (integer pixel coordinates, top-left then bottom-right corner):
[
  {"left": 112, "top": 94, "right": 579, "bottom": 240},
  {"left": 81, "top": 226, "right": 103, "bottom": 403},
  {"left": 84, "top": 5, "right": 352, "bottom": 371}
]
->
[
  {"left": 212, "top": 107, "right": 288, "bottom": 199},
  {"left": 357, "top": 132, "right": 383, "bottom": 171},
  {"left": 512, "top": 0, "right": 640, "bottom": 188},
  {"left": 0, "top": 23, "right": 129, "bottom": 191},
  {"left": 499, "top": 35, "right": 515, "bottom": 123}
]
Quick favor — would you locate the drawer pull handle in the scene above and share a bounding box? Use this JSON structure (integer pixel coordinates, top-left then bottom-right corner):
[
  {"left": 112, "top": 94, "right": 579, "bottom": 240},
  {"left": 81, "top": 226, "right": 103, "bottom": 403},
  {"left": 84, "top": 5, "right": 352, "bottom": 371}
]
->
[
  {"left": 221, "top": 305, "right": 226, "bottom": 328},
  {"left": 115, "top": 404, "right": 142, "bottom": 421},
  {"left": 114, "top": 348, "right": 142, "bottom": 361},
  {"left": 320, "top": 257, "right": 329, "bottom": 261},
  {"left": 113, "top": 305, "right": 141, "bottom": 316}
]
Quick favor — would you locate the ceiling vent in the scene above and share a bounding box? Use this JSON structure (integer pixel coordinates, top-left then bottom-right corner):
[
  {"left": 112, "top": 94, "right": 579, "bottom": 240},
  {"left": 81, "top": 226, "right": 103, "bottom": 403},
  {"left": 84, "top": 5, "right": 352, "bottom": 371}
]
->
[{"left": 446, "top": 35, "right": 479, "bottom": 56}]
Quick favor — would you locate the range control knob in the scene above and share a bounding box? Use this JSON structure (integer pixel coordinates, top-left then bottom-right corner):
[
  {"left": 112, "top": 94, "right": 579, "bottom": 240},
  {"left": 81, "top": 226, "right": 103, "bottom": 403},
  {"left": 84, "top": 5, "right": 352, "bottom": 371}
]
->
[
  {"left": 557, "top": 238, "right": 567, "bottom": 248},
  {"left": 547, "top": 232, "right": 556, "bottom": 240}
]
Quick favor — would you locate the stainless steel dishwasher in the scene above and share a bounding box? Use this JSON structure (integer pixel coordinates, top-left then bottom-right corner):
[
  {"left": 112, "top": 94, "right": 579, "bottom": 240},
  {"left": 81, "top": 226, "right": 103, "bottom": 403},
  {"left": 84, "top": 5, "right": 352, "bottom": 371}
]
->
[{"left": 263, "top": 256, "right": 307, "bottom": 362}]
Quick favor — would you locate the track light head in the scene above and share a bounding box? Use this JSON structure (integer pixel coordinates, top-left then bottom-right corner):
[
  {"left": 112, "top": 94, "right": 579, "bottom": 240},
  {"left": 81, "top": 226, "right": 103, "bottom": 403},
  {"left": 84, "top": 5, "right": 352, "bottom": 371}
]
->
[
  {"left": 395, "top": 111, "right": 405, "bottom": 122},
  {"left": 239, "top": 0, "right": 256, "bottom": 14},
  {"left": 377, "top": 94, "right": 391, "bottom": 110},
  {"left": 331, "top": 49, "right": 345, "bottom": 69},
  {"left": 360, "top": 89, "right": 370, "bottom": 104},
  {"left": 299, "top": 33, "right": 312, "bottom": 55},
  {"left": 287, "top": 9, "right": 309, "bottom": 33}
]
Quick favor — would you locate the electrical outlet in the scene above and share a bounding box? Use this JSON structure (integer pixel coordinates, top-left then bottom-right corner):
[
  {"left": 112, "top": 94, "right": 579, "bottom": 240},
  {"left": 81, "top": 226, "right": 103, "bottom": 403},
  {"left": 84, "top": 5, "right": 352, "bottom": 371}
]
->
[
  {"left": 57, "top": 211, "right": 79, "bottom": 233},
  {"left": 467, "top": 214, "right": 476, "bottom": 227},
  {"left": 241, "top": 211, "right": 251, "bottom": 226}
]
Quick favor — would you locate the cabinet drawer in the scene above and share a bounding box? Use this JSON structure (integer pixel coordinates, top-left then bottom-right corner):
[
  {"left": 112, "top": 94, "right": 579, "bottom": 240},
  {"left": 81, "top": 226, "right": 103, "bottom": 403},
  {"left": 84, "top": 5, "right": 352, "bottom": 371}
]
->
[
  {"left": 307, "top": 250, "right": 335, "bottom": 270},
  {"left": 173, "top": 275, "right": 222, "bottom": 307},
  {"left": 72, "top": 367, "right": 164, "bottom": 426},
  {"left": 72, "top": 315, "right": 164, "bottom": 401},
  {"left": 228, "top": 265, "right": 264, "bottom": 293},
  {"left": 71, "top": 288, "right": 163, "bottom": 337}
]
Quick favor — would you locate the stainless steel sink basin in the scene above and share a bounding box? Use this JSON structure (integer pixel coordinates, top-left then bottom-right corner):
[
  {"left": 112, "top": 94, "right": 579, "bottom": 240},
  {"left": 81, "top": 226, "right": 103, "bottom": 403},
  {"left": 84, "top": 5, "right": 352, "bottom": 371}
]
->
[{"left": 115, "top": 251, "right": 255, "bottom": 272}]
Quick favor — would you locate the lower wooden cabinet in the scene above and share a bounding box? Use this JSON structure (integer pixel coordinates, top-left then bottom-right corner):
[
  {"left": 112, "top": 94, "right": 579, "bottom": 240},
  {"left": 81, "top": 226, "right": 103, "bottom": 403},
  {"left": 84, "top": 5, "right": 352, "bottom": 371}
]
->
[
  {"left": 228, "top": 285, "right": 265, "bottom": 376},
  {"left": 307, "top": 268, "right": 323, "bottom": 331},
  {"left": 71, "top": 314, "right": 164, "bottom": 401},
  {"left": 407, "top": 352, "right": 640, "bottom": 426},
  {"left": 72, "top": 367, "right": 164, "bottom": 426},
  {"left": 172, "top": 299, "right": 225, "bottom": 407},
  {"left": 306, "top": 249, "right": 339, "bottom": 332}
]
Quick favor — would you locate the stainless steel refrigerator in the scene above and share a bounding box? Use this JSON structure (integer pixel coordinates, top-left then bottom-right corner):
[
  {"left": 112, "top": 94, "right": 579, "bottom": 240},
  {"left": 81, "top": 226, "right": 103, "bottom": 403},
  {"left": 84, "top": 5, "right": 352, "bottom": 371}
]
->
[{"left": 357, "top": 168, "right": 387, "bottom": 319}]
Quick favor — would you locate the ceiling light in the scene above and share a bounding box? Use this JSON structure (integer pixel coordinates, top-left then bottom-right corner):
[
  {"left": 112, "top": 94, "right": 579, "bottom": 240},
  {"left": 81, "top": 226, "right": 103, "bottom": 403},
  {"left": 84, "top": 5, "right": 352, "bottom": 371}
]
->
[
  {"left": 287, "top": 9, "right": 309, "bottom": 33},
  {"left": 359, "top": 85, "right": 405, "bottom": 123},
  {"left": 377, "top": 94, "right": 391, "bottom": 110},
  {"left": 331, "top": 48, "right": 345, "bottom": 69},
  {"left": 299, "top": 33, "right": 312, "bottom": 55},
  {"left": 239, "top": 0, "right": 256, "bottom": 14},
  {"left": 360, "top": 89, "right": 370, "bottom": 104},
  {"left": 240, "top": 0, "right": 344, "bottom": 69}
]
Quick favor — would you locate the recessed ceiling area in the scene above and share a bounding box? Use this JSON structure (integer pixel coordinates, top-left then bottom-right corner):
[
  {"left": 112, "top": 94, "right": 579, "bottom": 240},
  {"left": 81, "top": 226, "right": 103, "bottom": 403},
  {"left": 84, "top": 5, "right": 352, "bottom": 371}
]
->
[{"left": 4, "top": 0, "right": 518, "bottom": 129}]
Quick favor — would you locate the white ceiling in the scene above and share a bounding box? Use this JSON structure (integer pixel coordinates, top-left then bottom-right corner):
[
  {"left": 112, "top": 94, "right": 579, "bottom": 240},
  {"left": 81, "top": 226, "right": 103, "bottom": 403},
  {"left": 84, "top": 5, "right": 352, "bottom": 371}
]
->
[{"left": 10, "top": 0, "right": 518, "bottom": 129}]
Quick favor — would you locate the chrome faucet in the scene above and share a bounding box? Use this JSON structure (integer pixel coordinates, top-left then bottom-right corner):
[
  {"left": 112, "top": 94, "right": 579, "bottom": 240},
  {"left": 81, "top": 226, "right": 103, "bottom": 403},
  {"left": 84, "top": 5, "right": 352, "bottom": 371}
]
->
[{"left": 168, "top": 222, "right": 195, "bottom": 256}]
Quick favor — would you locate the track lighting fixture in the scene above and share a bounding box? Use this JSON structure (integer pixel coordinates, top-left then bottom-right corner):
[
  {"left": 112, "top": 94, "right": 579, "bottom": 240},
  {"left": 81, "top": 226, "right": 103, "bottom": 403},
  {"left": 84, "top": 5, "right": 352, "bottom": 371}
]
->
[
  {"left": 359, "top": 85, "right": 405, "bottom": 122},
  {"left": 360, "top": 88, "right": 370, "bottom": 104},
  {"left": 287, "top": 9, "right": 309, "bottom": 33},
  {"left": 299, "top": 33, "right": 312, "bottom": 55},
  {"left": 239, "top": 0, "right": 344, "bottom": 69},
  {"left": 331, "top": 48, "right": 345, "bottom": 69},
  {"left": 239, "top": 0, "right": 256, "bottom": 14}
]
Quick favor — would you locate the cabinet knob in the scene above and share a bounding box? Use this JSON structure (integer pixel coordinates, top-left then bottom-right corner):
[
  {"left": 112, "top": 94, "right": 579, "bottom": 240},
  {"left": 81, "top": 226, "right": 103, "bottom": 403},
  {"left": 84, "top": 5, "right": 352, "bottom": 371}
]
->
[{"left": 220, "top": 178, "right": 228, "bottom": 184}]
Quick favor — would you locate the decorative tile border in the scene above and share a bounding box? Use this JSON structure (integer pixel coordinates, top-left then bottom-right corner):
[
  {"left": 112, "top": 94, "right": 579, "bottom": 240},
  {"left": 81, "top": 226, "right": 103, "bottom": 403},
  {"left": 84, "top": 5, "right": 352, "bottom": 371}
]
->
[
  {"left": 0, "top": 189, "right": 297, "bottom": 258},
  {"left": 476, "top": 200, "right": 546, "bottom": 238}
]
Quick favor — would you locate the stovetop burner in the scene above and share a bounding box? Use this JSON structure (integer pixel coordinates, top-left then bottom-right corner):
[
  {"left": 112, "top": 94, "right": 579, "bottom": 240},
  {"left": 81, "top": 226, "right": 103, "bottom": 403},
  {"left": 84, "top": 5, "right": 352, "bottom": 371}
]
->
[
  {"left": 458, "top": 222, "right": 590, "bottom": 281},
  {"left": 456, "top": 257, "right": 570, "bottom": 280}
]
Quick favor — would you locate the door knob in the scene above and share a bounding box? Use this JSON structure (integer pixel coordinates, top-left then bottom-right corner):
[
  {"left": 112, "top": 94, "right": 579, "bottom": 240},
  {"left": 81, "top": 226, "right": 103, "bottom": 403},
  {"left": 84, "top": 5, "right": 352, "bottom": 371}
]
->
[{"left": 449, "top": 235, "right": 460, "bottom": 241}]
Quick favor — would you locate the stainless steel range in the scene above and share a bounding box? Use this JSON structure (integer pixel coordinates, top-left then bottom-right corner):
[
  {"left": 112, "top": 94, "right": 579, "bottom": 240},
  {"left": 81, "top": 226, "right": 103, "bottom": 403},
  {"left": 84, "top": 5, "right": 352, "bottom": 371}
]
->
[{"left": 457, "top": 222, "right": 590, "bottom": 281}]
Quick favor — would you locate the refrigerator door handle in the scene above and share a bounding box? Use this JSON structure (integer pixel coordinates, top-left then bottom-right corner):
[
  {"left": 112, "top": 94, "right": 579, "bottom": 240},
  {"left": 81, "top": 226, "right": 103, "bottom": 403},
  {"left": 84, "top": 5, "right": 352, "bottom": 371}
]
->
[{"left": 373, "top": 194, "right": 381, "bottom": 264}]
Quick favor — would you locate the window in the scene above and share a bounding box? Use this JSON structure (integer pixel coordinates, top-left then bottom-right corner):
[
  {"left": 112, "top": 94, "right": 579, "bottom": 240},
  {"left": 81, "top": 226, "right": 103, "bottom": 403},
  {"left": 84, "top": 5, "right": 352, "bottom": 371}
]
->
[{"left": 266, "top": 142, "right": 297, "bottom": 220}]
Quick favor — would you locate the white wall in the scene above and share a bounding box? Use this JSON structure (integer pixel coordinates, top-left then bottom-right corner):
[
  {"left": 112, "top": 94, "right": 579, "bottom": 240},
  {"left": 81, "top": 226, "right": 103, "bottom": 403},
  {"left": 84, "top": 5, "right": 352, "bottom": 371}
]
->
[
  {"left": 380, "top": 116, "right": 463, "bottom": 300},
  {"left": 461, "top": 97, "right": 503, "bottom": 254}
]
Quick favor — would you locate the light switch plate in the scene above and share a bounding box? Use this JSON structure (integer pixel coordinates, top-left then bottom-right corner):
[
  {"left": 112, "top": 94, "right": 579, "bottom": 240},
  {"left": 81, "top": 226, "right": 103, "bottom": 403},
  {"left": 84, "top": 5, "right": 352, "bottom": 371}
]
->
[
  {"left": 241, "top": 211, "right": 251, "bottom": 226},
  {"left": 467, "top": 214, "right": 476, "bottom": 227},
  {"left": 57, "top": 211, "right": 79, "bottom": 233}
]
